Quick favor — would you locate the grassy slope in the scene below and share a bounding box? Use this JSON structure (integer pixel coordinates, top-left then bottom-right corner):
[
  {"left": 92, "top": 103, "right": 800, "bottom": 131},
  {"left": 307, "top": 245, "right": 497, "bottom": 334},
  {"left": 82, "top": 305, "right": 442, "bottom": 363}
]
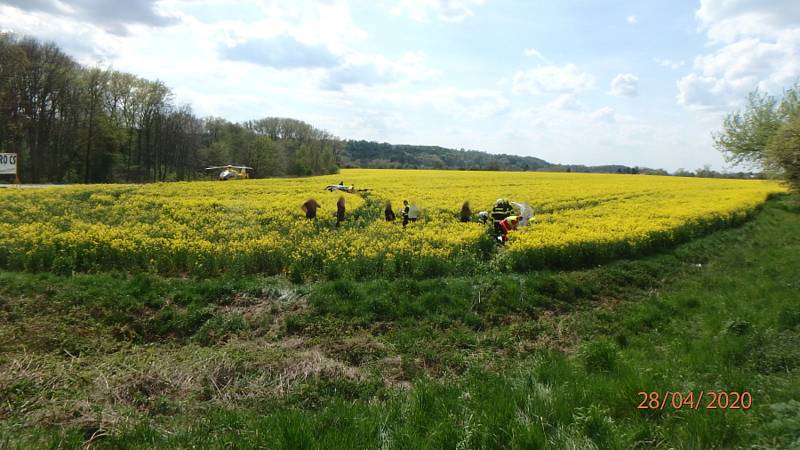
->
[{"left": 0, "top": 195, "right": 798, "bottom": 449}]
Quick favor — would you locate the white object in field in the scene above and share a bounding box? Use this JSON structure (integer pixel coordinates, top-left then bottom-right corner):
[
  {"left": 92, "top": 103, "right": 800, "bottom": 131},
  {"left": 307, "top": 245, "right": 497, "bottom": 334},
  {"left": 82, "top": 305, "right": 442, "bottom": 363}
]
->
[
  {"left": 408, "top": 204, "right": 419, "bottom": 219},
  {"left": 0, "top": 153, "right": 17, "bottom": 175},
  {"left": 325, "top": 184, "right": 354, "bottom": 192},
  {"left": 511, "top": 202, "right": 534, "bottom": 227},
  {"left": 205, "top": 165, "right": 252, "bottom": 180}
]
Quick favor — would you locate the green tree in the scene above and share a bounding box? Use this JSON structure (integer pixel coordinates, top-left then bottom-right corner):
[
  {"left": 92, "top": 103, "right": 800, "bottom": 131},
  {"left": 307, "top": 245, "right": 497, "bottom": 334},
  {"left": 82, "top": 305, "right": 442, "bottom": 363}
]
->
[
  {"left": 714, "top": 86, "right": 800, "bottom": 191},
  {"left": 0, "top": 34, "right": 337, "bottom": 183},
  {"left": 768, "top": 113, "right": 800, "bottom": 191}
]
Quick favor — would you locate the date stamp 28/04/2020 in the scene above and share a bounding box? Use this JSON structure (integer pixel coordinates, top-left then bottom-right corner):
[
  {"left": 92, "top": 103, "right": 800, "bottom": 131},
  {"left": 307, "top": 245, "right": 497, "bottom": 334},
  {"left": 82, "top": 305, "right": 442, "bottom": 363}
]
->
[{"left": 637, "top": 391, "right": 752, "bottom": 410}]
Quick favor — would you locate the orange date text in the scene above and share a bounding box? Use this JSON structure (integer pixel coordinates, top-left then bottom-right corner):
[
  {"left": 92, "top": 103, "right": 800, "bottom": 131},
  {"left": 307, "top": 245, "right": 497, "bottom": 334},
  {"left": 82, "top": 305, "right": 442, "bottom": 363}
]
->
[{"left": 637, "top": 391, "right": 752, "bottom": 410}]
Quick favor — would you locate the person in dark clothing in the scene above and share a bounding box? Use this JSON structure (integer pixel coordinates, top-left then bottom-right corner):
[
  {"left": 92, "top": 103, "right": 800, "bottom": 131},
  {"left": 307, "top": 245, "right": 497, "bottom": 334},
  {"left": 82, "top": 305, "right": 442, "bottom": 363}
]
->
[
  {"left": 460, "top": 201, "right": 472, "bottom": 222},
  {"left": 336, "top": 196, "right": 346, "bottom": 227},
  {"left": 401, "top": 200, "right": 410, "bottom": 228},
  {"left": 490, "top": 198, "right": 513, "bottom": 233},
  {"left": 385, "top": 201, "right": 396, "bottom": 221},
  {"left": 301, "top": 199, "right": 321, "bottom": 219}
]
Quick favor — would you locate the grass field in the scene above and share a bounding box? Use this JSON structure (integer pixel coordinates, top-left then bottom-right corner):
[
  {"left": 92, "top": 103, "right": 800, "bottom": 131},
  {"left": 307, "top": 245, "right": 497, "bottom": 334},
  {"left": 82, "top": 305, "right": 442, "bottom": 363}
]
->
[{"left": 0, "top": 172, "right": 797, "bottom": 448}]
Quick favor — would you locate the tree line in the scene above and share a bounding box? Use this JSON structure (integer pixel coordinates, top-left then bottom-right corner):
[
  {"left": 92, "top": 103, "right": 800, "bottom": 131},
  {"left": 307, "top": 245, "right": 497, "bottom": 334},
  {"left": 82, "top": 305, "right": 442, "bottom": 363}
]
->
[
  {"left": 715, "top": 86, "right": 800, "bottom": 192},
  {"left": 341, "top": 141, "right": 753, "bottom": 178},
  {"left": 341, "top": 140, "right": 551, "bottom": 171},
  {"left": 0, "top": 34, "right": 339, "bottom": 183}
]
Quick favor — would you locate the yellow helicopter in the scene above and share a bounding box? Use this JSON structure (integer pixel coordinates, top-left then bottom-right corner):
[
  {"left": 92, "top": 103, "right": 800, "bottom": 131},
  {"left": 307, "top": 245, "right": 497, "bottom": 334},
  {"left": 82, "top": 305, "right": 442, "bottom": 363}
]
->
[{"left": 204, "top": 165, "right": 253, "bottom": 180}]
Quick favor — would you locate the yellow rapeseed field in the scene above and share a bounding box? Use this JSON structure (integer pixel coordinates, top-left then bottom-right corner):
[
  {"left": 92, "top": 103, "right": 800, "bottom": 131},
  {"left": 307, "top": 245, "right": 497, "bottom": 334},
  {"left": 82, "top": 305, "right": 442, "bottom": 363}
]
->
[{"left": 0, "top": 169, "right": 784, "bottom": 277}]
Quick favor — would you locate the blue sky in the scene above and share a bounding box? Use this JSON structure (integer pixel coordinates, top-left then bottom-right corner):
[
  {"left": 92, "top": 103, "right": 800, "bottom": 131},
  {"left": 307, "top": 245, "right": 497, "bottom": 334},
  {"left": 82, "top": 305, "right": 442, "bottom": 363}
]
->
[{"left": 2, "top": 0, "right": 799, "bottom": 171}]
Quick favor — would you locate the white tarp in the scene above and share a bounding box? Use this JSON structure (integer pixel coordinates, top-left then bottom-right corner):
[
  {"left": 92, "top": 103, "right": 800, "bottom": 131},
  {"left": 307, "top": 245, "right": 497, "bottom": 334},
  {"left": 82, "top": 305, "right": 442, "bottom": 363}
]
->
[
  {"left": 0, "top": 153, "right": 17, "bottom": 175},
  {"left": 408, "top": 204, "right": 420, "bottom": 219},
  {"left": 511, "top": 202, "right": 534, "bottom": 227}
]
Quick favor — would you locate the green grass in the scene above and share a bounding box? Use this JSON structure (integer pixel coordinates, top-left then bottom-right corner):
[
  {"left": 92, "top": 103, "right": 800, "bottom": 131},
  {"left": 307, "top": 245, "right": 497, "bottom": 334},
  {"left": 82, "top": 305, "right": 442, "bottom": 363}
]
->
[{"left": 0, "top": 195, "right": 798, "bottom": 449}]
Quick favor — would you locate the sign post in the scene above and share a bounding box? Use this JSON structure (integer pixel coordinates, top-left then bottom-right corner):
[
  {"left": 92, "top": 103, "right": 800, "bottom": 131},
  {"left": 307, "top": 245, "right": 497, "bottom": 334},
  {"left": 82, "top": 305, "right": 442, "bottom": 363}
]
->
[{"left": 0, "top": 153, "right": 19, "bottom": 185}]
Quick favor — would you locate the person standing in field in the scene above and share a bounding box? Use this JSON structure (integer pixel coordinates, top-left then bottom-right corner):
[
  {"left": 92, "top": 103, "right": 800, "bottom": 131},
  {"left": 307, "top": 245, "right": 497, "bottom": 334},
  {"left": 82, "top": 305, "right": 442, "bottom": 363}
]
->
[
  {"left": 385, "top": 201, "right": 396, "bottom": 221},
  {"left": 401, "top": 201, "right": 420, "bottom": 227},
  {"left": 336, "top": 196, "right": 346, "bottom": 227},
  {"left": 302, "top": 199, "right": 321, "bottom": 219},
  {"left": 460, "top": 201, "right": 472, "bottom": 222}
]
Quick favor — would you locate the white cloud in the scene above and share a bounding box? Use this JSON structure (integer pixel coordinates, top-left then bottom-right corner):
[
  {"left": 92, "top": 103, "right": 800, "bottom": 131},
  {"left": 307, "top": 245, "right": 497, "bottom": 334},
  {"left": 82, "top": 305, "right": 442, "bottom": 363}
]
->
[
  {"left": 202, "top": 0, "right": 367, "bottom": 54},
  {"left": 325, "top": 84, "right": 509, "bottom": 122},
  {"left": 654, "top": 58, "right": 685, "bottom": 70},
  {"left": 0, "top": 4, "right": 127, "bottom": 62},
  {"left": 0, "top": 0, "right": 369, "bottom": 64},
  {"left": 678, "top": 0, "right": 800, "bottom": 110},
  {"left": 626, "top": 15, "right": 637, "bottom": 24},
  {"left": 610, "top": 73, "right": 639, "bottom": 97},
  {"left": 504, "top": 102, "right": 670, "bottom": 168},
  {"left": 0, "top": 0, "right": 177, "bottom": 35},
  {"left": 695, "top": 0, "right": 800, "bottom": 44},
  {"left": 392, "top": 0, "right": 486, "bottom": 23},
  {"left": 0, "top": 0, "right": 444, "bottom": 112},
  {"left": 676, "top": 73, "right": 729, "bottom": 110},
  {"left": 427, "top": 88, "right": 510, "bottom": 119},
  {"left": 220, "top": 35, "right": 340, "bottom": 69},
  {"left": 523, "top": 48, "right": 548, "bottom": 62},
  {"left": 333, "top": 109, "right": 414, "bottom": 142},
  {"left": 320, "top": 62, "right": 392, "bottom": 90},
  {"left": 547, "top": 93, "right": 582, "bottom": 111},
  {"left": 512, "top": 64, "right": 595, "bottom": 95},
  {"left": 589, "top": 106, "right": 617, "bottom": 123},
  {"left": 321, "top": 51, "right": 441, "bottom": 90}
]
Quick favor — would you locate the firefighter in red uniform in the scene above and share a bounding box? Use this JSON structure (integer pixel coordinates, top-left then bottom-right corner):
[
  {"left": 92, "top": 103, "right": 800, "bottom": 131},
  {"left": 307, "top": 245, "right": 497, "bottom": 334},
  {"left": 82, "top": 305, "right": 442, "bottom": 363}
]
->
[{"left": 497, "top": 215, "right": 521, "bottom": 243}]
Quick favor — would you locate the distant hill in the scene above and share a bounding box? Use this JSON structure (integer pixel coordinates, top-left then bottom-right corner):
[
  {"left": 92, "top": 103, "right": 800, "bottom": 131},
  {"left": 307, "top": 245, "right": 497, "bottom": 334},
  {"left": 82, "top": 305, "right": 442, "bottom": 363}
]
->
[
  {"left": 539, "top": 164, "right": 668, "bottom": 175},
  {"left": 342, "top": 140, "right": 550, "bottom": 171},
  {"left": 341, "top": 140, "right": 643, "bottom": 174}
]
